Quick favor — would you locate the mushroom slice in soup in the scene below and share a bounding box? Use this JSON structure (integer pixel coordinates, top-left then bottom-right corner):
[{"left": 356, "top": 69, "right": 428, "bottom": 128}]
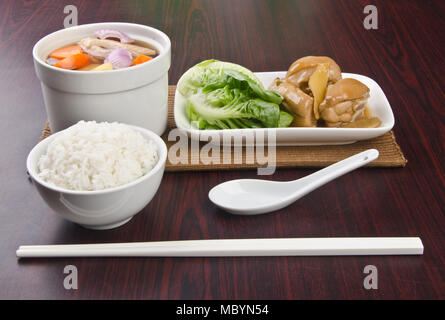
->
[{"left": 78, "top": 37, "right": 156, "bottom": 60}]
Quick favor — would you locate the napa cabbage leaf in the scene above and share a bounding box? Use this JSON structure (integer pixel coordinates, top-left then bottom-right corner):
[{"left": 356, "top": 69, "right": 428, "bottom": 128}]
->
[{"left": 177, "top": 60, "right": 293, "bottom": 129}]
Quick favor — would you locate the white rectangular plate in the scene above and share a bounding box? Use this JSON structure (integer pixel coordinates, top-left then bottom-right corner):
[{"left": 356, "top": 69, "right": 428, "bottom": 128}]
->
[{"left": 174, "top": 72, "right": 395, "bottom": 146}]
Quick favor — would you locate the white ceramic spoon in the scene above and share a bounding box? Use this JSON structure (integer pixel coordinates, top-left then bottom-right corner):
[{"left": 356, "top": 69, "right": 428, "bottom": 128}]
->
[{"left": 209, "top": 149, "right": 379, "bottom": 215}]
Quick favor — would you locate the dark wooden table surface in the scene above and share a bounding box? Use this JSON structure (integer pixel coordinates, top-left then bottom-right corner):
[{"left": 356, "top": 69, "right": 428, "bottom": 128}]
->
[{"left": 0, "top": 0, "right": 444, "bottom": 300}]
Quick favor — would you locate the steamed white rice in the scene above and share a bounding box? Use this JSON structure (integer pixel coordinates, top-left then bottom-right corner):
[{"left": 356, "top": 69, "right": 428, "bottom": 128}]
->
[{"left": 37, "top": 121, "right": 159, "bottom": 191}]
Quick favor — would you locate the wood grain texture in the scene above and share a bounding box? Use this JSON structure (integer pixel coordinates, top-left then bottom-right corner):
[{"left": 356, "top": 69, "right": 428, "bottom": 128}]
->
[{"left": 0, "top": 0, "right": 444, "bottom": 299}]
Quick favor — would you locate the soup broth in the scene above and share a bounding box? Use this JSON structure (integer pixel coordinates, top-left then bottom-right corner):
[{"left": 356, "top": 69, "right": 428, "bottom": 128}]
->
[{"left": 46, "top": 29, "right": 158, "bottom": 71}]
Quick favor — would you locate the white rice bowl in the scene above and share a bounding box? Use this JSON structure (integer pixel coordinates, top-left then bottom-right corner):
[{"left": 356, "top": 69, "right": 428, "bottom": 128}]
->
[{"left": 37, "top": 121, "right": 159, "bottom": 191}]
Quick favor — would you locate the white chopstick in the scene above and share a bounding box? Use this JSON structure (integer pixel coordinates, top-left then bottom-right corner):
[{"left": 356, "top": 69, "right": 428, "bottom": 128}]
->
[{"left": 16, "top": 237, "right": 423, "bottom": 258}]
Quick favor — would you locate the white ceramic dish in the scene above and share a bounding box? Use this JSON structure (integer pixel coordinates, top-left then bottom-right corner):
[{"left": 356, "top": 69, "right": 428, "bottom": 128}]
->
[
  {"left": 27, "top": 124, "right": 167, "bottom": 230},
  {"left": 33, "top": 22, "right": 171, "bottom": 134},
  {"left": 174, "top": 71, "right": 395, "bottom": 146}
]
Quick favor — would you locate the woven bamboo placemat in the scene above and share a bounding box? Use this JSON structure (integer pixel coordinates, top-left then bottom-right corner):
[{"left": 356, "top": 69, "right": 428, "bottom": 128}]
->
[{"left": 40, "top": 85, "right": 407, "bottom": 171}]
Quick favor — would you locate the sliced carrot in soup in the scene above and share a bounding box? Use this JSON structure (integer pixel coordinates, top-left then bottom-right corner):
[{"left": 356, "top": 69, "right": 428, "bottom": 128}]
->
[
  {"left": 49, "top": 45, "right": 83, "bottom": 59},
  {"left": 132, "top": 54, "right": 152, "bottom": 65},
  {"left": 53, "top": 53, "right": 91, "bottom": 70}
]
